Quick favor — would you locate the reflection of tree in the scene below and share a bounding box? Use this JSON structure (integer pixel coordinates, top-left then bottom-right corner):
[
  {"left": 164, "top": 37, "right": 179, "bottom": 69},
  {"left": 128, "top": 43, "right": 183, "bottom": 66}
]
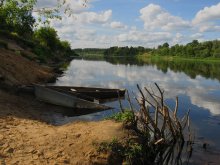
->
[{"left": 104, "top": 57, "right": 220, "bottom": 81}]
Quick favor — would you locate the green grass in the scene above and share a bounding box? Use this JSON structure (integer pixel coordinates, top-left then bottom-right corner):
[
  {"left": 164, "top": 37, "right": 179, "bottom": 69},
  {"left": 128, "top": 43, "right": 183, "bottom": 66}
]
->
[
  {"left": 97, "top": 137, "right": 144, "bottom": 165},
  {"left": 137, "top": 54, "right": 220, "bottom": 63},
  {"left": 107, "top": 110, "right": 134, "bottom": 123}
]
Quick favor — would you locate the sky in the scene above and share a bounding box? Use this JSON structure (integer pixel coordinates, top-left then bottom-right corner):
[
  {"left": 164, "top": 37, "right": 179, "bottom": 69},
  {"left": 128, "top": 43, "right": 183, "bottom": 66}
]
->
[{"left": 35, "top": 0, "right": 220, "bottom": 48}]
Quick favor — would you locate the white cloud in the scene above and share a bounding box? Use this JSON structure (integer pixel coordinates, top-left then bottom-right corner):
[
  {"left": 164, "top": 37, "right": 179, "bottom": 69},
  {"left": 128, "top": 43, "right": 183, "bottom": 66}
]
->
[
  {"left": 35, "top": 0, "right": 88, "bottom": 13},
  {"left": 193, "top": 3, "right": 220, "bottom": 24},
  {"left": 198, "top": 24, "right": 220, "bottom": 33},
  {"left": 190, "top": 33, "right": 204, "bottom": 39},
  {"left": 51, "top": 9, "right": 112, "bottom": 25},
  {"left": 171, "top": 33, "right": 185, "bottom": 45},
  {"left": 49, "top": 8, "right": 113, "bottom": 48},
  {"left": 117, "top": 29, "right": 172, "bottom": 47},
  {"left": 140, "top": 4, "right": 191, "bottom": 31},
  {"left": 35, "top": 0, "right": 57, "bottom": 8},
  {"left": 75, "top": 10, "right": 112, "bottom": 24},
  {"left": 34, "top": 1, "right": 220, "bottom": 48},
  {"left": 110, "top": 21, "right": 127, "bottom": 29},
  {"left": 192, "top": 3, "right": 220, "bottom": 32}
]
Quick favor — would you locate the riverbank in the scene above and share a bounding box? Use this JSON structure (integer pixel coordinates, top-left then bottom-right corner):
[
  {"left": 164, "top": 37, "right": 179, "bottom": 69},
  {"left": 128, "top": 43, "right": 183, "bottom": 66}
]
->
[
  {"left": 0, "top": 89, "right": 126, "bottom": 164},
  {"left": 137, "top": 54, "right": 220, "bottom": 63},
  {"left": 0, "top": 90, "right": 126, "bottom": 164},
  {"left": 0, "top": 44, "right": 128, "bottom": 164}
]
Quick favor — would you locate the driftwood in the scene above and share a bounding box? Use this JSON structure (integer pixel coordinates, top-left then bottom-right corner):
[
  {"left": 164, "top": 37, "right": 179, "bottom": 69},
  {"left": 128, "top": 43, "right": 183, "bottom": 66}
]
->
[{"left": 121, "top": 83, "right": 193, "bottom": 164}]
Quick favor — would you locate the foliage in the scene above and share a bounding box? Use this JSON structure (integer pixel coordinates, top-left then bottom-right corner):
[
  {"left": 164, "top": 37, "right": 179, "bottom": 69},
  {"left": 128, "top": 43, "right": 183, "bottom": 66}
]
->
[
  {"left": 103, "top": 40, "right": 220, "bottom": 58},
  {"left": 32, "top": 45, "right": 52, "bottom": 62},
  {"left": 98, "top": 138, "right": 124, "bottom": 155},
  {"left": 0, "top": 0, "right": 36, "bottom": 37},
  {"left": 107, "top": 110, "right": 134, "bottom": 123},
  {"left": 0, "top": 0, "right": 80, "bottom": 29},
  {"left": 0, "top": 30, "right": 35, "bottom": 48},
  {"left": 74, "top": 48, "right": 106, "bottom": 56},
  {"left": 104, "top": 46, "right": 151, "bottom": 57},
  {"left": 34, "top": 27, "right": 60, "bottom": 51},
  {"left": 152, "top": 40, "right": 220, "bottom": 58},
  {"left": 32, "top": 26, "right": 76, "bottom": 62},
  {"left": 97, "top": 138, "right": 144, "bottom": 165}
]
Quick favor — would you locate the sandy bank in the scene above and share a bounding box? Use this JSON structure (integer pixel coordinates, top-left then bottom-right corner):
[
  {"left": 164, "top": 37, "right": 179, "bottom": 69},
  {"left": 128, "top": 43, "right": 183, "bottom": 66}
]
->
[
  {"left": 0, "top": 46, "right": 128, "bottom": 164},
  {"left": 0, "top": 89, "right": 127, "bottom": 164}
]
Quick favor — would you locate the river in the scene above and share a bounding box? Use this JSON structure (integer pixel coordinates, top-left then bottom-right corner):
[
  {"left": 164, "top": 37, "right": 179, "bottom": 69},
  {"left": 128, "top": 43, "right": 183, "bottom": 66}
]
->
[{"left": 51, "top": 57, "right": 220, "bottom": 163}]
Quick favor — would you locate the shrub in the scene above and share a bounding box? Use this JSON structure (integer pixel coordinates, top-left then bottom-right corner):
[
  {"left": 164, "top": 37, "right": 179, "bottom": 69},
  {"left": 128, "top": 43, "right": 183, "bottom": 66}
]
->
[{"left": 107, "top": 110, "right": 134, "bottom": 123}]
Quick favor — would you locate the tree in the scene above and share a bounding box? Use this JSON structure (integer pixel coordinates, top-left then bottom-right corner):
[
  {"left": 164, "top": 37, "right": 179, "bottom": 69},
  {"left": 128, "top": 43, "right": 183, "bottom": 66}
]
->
[
  {"left": 60, "top": 41, "right": 71, "bottom": 51},
  {"left": 162, "top": 42, "right": 169, "bottom": 48},
  {"left": 0, "top": 0, "right": 87, "bottom": 35},
  {"left": 34, "top": 26, "right": 60, "bottom": 51},
  {"left": 0, "top": 0, "right": 36, "bottom": 37},
  {"left": 191, "top": 40, "right": 199, "bottom": 47}
]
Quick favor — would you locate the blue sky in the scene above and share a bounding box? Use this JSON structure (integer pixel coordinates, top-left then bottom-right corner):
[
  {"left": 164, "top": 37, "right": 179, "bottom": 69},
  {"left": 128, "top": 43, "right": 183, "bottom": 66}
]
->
[{"left": 36, "top": 0, "right": 220, "bottom": 48}]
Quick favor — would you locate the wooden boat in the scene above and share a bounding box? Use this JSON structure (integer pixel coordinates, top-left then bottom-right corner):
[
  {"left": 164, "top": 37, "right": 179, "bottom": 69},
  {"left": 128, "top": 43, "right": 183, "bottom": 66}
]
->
[
  {"left": 34, "top": 85, "right": 112, "bottom": 110},
  {"left": 47, "top": 86, "right": 126, "bottom": 100}
]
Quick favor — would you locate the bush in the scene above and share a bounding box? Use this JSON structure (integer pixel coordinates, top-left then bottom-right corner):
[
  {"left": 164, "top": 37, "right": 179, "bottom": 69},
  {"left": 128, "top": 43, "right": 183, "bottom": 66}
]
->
[
  {"left": 33, "top": 45, "right": 52, "bottom": 63},
  {"left": 107, "top": 110, "right": 134, "bottom": 123},
  {"left": 97, "top": 138, "right": 144, "bottom": 165},
  {"left": 34, "top": 27, "right": 60, "bottom": 51}
]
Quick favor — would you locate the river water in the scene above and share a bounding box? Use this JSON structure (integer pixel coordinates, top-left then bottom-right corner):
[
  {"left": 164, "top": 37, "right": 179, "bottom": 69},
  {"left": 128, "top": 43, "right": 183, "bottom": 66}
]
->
[{"left": 52, "top": 57, "right": 220, "bottom": 163}]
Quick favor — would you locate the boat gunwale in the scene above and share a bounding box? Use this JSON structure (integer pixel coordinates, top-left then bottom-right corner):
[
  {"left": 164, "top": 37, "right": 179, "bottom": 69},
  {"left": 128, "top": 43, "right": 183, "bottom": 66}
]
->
[{"left": 34, "top": 85, "right": 112, "bottom": 110}]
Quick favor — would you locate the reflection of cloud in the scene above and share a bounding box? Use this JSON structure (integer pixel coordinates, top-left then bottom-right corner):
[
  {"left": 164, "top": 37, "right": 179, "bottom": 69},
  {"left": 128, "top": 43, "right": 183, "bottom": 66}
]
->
[{"left": 56, "top": 59, "right": 220, "bottom": 115}]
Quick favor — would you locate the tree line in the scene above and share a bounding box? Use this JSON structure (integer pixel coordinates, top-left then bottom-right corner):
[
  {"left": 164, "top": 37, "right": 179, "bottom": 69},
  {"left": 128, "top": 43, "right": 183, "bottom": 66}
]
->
[
  {"left": 103, "top": 40, "right": 220, "bottom": 58},
  {"left": 1, "top": 1, "right": 219, "bottom": 60},
  {"left": 104, "top": 46, "right": 151, "bottom": 56},
  {"left": 152, "top": 40, "right": 220, "bottom": 58},
  {"left": 74, "top": 48, "right": 106, "bottom": 56},
  {"left": 0, "top": 0, "right": 76, "bottom": 63}
]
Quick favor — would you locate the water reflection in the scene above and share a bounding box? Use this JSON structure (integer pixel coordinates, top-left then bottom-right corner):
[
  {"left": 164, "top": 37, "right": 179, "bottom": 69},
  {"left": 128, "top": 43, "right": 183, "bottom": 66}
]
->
[
  {"left": 56, "top": 58, "right": 220, "bottom": 141},
  {"left": 53, "top": 58, "right": 220, "bottom": 164},
  {"left": 105, "top": 57, "right": 220, "bottom": 82},
  {"left": 56, "top": 59, "right": 220, "bottom": 116}
]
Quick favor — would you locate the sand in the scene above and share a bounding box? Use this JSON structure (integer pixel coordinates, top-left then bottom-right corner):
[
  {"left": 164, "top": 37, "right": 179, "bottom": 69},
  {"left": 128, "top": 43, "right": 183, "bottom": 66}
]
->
[
  {"left": 0, "top": 90, "right": 126, "bottom": 165},
  {"left": 0, "top": 47, "right": 127, "bottom": 164}
]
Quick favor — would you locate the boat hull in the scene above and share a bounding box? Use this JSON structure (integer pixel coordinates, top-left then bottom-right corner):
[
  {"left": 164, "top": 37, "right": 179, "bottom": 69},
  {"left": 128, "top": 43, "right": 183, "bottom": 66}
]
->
[
  {"left": 34, "top": 85, "right": 111, "bottom": 110},
  {"left": 47, "top": 86, "right": 126, "bottom": 99}
]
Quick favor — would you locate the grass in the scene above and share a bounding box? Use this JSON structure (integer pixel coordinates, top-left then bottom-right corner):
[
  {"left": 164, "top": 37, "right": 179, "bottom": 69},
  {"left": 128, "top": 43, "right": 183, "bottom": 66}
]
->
[
  {"left": 97, "top": 137, "right": 144, "bottom": 165},
  {"left": 107, "top": 110, "right": 134, "bottom": 123},
  {"left": 137, "top": 54, "right": 220, "bottom": 63}
]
